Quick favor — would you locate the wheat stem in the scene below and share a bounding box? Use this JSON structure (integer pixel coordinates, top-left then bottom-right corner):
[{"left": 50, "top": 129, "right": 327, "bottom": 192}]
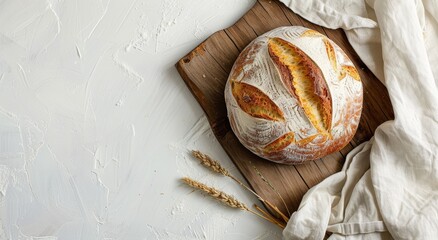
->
[
  {"left": 191, "top": 150, "right": 290, "bottom": 222},
  {"left": 229, "top": 175, "right": 289, "bottom": 222},
  {"left": 182, "top": 177, "right": 248, "bottom": 210},
  {"left": 251, "top": 161, "right": 291, "bottom": 217},
  {"left": 181, "top": 177, "right": 284, "bottom": 228},
  {"left": 253, "top": 204, "right": 285, "bottom": 228},
  {"left": 247, "top": 208, "right": 285, "bottom": 229}
]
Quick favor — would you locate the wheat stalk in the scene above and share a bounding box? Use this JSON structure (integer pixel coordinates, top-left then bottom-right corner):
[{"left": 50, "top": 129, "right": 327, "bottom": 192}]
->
[
  {"left": 254, "top": 204, "right": 286, "bottom": 228},
  {"left": 182, "top": 177, "right": 247, "bottom": 210},
  {"left": 191, "top": 150, "right": 289, "bottom": 223},
  {"left": 251, "top": 162, "right": 291, "bottom": 218},
  {"left": 191, "top": 150, "right": 230, "bottom": 176},
  {"left": 181, "top": 177, "right": 284, "bottom": 228}
]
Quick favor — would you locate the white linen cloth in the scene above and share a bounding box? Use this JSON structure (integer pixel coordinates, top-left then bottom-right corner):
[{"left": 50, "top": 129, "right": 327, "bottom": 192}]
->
[{"left": 280, "top": 0, "right": 438, "bottom": 239}]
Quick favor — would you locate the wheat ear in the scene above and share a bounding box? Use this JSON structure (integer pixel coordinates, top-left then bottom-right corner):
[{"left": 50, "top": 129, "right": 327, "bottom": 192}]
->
[
  {"left": 181, "top": 177, "right": 284, "bottom": 228},
  {"left": 191, "top": 150, "right": 230, "bottom": 176},
  {"left": 191, "top": 150, "right": 289, "bottom": 222},
  {"left": 182, "top": 177, "right": 247, "bottom": 210}
]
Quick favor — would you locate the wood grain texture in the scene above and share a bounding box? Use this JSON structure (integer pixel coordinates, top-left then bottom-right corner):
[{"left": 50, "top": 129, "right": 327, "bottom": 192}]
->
[{"left": 176, "top": 0, "right": 394, "bottom": 216}]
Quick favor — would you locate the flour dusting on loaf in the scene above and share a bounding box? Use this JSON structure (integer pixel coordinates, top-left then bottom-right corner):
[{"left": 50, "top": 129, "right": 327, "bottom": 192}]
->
[{"left": 224, "top": 26, "right": 363, "bottom": 164}]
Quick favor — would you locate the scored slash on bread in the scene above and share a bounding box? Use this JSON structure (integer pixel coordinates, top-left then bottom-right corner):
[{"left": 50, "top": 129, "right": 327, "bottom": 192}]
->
[
  {"left": 263, "top": 132, "right": 295, "bottom": 153},
  {"left": 339, "top": 50, "right": 361, "bottom": 81},
  {"left": 300, "top": 29, "right": 324, "bottom": 38},
  {"left": 323, "top": 39, "right": 344, "bottom": 80},
  {"left": 342, "top": 65, "right": 360, "bottom": 81},
  {"left": 302, "top": 30, "right": 361, "bottom": 82},
  {"left": 231, "top": 81, "right": 285, "bottom": 121},
  {"left": 323, "top": 38, "right": 361, "bottom": 82},
  {"left": 263, "top": 132, "right": 320, "bottom": 154},
  {"left": 295, "top": 134, "right": 319, "bottom": 147},
  {"left": 267, "top": 37, "right": 332, "bottom": 136}
]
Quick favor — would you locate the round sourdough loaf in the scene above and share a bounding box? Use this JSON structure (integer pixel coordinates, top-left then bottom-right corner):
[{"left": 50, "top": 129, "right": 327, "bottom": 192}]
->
[{"left": 224, "top": 26, "right": 363, "bottom": 164}]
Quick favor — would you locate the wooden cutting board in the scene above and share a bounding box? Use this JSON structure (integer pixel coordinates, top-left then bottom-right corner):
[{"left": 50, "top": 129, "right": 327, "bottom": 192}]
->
[{"left": 176, "top": 0, "right": 393, "bottom": 217}]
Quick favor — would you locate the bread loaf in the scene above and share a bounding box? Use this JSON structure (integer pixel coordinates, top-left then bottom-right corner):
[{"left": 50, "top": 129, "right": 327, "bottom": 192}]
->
[{"left": 224, "top": 26, "right": 363, "bottom": 164}]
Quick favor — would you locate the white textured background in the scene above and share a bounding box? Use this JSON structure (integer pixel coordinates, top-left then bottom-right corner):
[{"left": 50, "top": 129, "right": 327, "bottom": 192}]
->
[{"left": 0, "top": 0, "right": 282, "bottom": 239}]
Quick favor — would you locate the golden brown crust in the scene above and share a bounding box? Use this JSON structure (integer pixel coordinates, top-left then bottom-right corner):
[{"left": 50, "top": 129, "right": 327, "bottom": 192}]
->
[
  {"left": 324, "top": 39, "right": 338, "bottom": 74},
  {"left": 263, "top": 132, "right": 295, "bottom": 153},
  {"left": 324, "top": 38, "right": 352, "bottom": 81},
  {"left": 295, "top": 134, "right": 318, "bottom": 147},
  {"left": 231, "top": 81, "right": 285, "bottom": 121},
  {"left": 267, "top": 42, "right": 298, "bottom": 100},
  {"left": 268, "top": 37, "right": 332, "bottom": 135},
  {"left": 342, "top": 65, "right": 360, "bottom": 81},
  {"left": 300, "top": 29, "right": 324, "bottom": 38},
  {"left": 338, "top": 69, "right": 347, "bottom": 80},
  {"left": 339, "top": 51, "right": 360, "bottom": 81}
]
